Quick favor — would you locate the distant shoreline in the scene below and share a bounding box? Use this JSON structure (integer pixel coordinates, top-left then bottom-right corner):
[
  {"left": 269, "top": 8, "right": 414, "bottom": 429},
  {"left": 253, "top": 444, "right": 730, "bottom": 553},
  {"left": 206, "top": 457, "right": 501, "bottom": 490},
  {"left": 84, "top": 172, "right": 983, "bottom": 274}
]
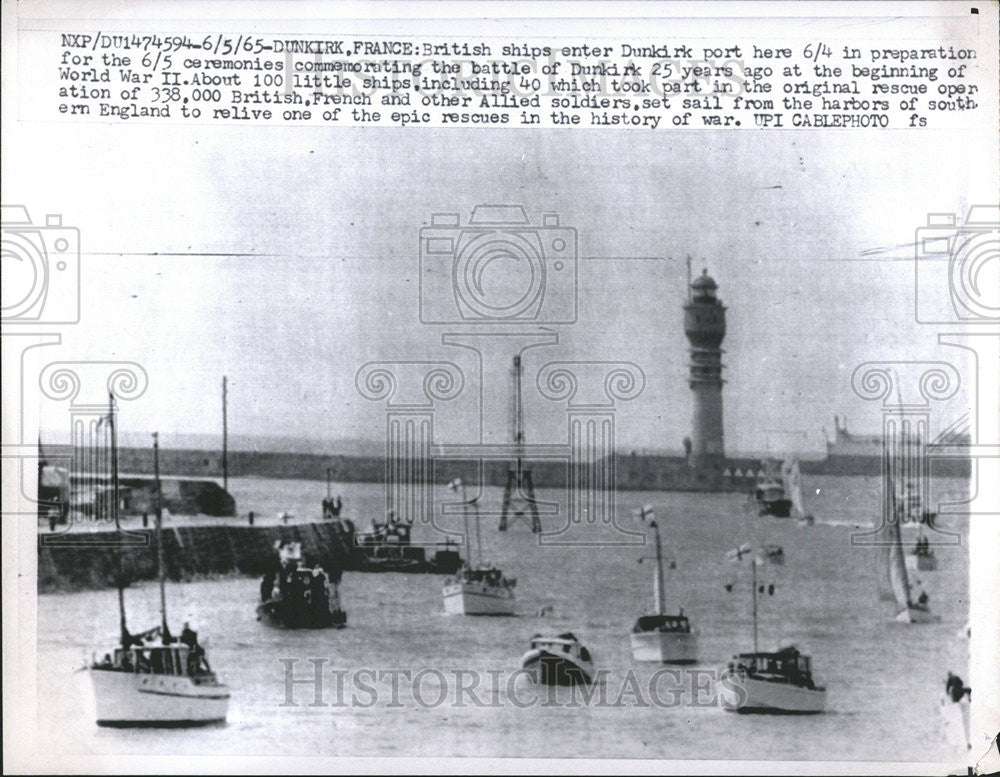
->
[{"left": 40, "top": 444, "right": 971, "bottom": 490}]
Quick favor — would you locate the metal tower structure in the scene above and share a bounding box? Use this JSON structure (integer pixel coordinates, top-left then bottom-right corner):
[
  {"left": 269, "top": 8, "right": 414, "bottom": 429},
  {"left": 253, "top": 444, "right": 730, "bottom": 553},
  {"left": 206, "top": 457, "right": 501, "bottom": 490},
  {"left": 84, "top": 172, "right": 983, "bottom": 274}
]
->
[{"left": 499, "top": 354, "right": 541, "bottom": 532}]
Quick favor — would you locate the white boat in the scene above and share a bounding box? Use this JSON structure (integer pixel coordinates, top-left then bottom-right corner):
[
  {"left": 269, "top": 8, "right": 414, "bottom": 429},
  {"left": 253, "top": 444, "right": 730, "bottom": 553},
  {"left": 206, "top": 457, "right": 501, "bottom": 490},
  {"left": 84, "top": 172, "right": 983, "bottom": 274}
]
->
[
  {"left": 629, "top": 508, "right": 697, "bottom": 663},
  {"left": 442, "top": 478, "right": 516, "bottom": 616},
  {"left": 89, "top": 640, "right": 230, "bottom": 727},
  {"left": 721, "top": 647, "right": 826, "bottom": 714},
  {"left": 721, "top": 543, "right": 826, "bottom": 714},
  {"left": 443, "top": 566, "right": 516, "bottom": 615},
  {"left": 520, "top": 633, "right": 594, "bottom": 686},
  {"left": 86, "top": 412, "right": 229, "bottom": 727},
  {"left": 878, "top": 459, "right": 941, "bottom": 623}
]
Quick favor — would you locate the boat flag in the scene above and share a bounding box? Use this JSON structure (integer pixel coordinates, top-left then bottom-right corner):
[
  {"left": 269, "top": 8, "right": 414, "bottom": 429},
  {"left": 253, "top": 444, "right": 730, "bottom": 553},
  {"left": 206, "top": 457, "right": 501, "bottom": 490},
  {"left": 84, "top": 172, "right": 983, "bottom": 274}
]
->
[
  {"left": 727, "top": 543, "right": 752, "bottom": 563},
  {"left": 633, "top": 505, "right": 655, "bottom": 522},
  {"left": 447, "top": 478, "right": 463, "bottom": 492}
]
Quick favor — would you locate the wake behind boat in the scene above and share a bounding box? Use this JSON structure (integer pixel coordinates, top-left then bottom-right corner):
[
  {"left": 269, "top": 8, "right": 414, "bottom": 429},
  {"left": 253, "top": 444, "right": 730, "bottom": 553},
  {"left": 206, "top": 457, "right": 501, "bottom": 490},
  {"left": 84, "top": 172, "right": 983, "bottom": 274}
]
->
[
  {"left": 520, "top": 633, "right": 594, "bottom": 686},
  {"left": 629, "top": 506, "right": 697, "bottom": 664}
]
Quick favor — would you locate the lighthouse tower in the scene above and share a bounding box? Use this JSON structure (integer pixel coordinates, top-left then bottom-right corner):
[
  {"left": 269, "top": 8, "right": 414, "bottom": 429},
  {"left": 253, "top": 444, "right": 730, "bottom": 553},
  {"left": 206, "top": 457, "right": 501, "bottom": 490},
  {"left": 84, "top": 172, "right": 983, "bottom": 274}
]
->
[{"left": 684, "top": 268, "right": 726, "bottom": 478}]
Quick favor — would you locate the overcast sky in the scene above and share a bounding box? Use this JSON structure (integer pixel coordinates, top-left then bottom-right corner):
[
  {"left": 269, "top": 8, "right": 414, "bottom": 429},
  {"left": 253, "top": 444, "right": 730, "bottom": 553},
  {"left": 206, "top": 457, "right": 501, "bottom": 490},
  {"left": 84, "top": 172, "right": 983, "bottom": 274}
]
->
[{"left": 8, "top": 118, "right": 993, "bottom": 455}]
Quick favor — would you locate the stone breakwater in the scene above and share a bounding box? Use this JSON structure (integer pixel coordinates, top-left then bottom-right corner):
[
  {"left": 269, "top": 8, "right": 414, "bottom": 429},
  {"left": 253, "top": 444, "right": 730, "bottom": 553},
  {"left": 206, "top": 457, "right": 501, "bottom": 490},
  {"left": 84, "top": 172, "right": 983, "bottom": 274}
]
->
[{"left": 38, "top": 521, "right": 353, "bottom": 593}]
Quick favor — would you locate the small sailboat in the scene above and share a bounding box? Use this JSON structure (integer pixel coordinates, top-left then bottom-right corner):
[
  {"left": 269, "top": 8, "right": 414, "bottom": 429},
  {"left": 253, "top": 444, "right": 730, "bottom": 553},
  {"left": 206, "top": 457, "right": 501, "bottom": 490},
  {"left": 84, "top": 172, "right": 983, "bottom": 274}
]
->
[
  {"left": 87, "top": 412, "right": 229, "bottom": 727},
  {"left": 520, "top": 633, "right": 594, "bottom": 686},
  {"left": 939, "top": 671, "right": 972, "bottom": 751},
  {"left": 442, "top": 479, "right": 516, "bottom": 616},
  {"left": 720, "top": 543, "right": 826, "bottom": 714},
  {"left": 752, "top": 460, "right": 793, "bottom": 518},
  {"left": 257, "top": 540, "right": 347, "bottom": 629},
  {"left": 906, "top": 529, "right": 938, "bottom": 572},
  {"left": 629, "top": 506, "right": 697, "bottom": 663},
  {"left": 781, "top": 458, "right": 815, "bottom": 525},
  {"left": 879, "top": 460, "right": 941, "bottom": 623}
]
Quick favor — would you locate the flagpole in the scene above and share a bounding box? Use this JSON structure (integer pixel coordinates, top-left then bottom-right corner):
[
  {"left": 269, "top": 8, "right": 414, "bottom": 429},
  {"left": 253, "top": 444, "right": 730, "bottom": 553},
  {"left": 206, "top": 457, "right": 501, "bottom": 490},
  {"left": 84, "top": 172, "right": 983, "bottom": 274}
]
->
[{"left": 153, "top": 431, "right": 167, "bottom": 638}]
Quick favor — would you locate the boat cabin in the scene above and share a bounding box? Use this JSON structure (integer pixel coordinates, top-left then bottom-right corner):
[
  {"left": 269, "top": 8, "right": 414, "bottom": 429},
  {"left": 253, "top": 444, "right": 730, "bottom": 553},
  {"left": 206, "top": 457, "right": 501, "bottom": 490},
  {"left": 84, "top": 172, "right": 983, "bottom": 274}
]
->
[
  {"left": 755, "top": 482, "right": 786, "bottom": 502},
  {"left": 530, "top": 633, "right": 592, "bottom": 664},
  {"left": 728, "top": 646, "right": 818, "bottom": 689},
  {"left": 632, "top": 614, "right": 691, "bottom": 634},
  {"left": 95, "top": 644, "right": 213, "bottom": 678}
]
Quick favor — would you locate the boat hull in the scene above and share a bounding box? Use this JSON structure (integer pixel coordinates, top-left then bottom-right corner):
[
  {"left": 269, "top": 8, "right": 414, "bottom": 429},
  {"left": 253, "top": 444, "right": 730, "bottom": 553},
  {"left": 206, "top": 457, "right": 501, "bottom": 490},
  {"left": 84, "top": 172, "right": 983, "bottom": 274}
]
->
[
  {"left": 442, "top": 582, "right": 515, "bottom": 616},
  {"left": 630, "top": 630, "right": 698, "bottom": 664},
  {"left": 89, "top": 668, "right": 229, "bottom": 727},
  {"left": 760, "top": 500, "right": 793, "bottom": 518},
  {"left": 520, "top": 649, "right": 593, "bottom": 686},
  {"left": 894, "top": 606, "right": 942, "bottom": 624},
  {"left": 721, "top": 674, "right": 825, "bottom": 714},
  {"left": 257, "top": 600, "right": 347, "bottom": 629},
  {"left": 905, "top": 554, "right": 938, "bottom": 572}
]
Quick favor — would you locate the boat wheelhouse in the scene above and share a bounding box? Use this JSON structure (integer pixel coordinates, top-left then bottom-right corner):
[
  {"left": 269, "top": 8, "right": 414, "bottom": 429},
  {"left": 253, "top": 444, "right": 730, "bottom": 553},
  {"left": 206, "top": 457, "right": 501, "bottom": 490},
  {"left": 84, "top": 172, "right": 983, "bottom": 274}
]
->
[
  {"left": 721, "top": 645, "right": 826, "bottom": 714},
  {"left": 520, "top": 632, "right": 594, "bottom": 686}
]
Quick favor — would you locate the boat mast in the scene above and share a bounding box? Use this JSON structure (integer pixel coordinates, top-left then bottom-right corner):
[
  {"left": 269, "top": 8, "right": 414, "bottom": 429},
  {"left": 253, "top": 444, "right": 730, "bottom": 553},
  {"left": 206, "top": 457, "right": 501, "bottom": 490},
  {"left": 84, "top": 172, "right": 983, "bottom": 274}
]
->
[
  {"left": 751, "top": 553, "right": 759, "bottom": 654},
  {"left": 107, "top": 391, "right": 127, "bottom": 648},
  {"left": 153, "top": 431, "right": 167, "bottom": 637},
  {"left": 222, "top": 375, "right": 228, "bottom": 493},
  {"left": 474, "top": 495, "right": 483, "bottom": 568},
  {"left": 653, "top": 520, "right": 665, "bottom": 615}
]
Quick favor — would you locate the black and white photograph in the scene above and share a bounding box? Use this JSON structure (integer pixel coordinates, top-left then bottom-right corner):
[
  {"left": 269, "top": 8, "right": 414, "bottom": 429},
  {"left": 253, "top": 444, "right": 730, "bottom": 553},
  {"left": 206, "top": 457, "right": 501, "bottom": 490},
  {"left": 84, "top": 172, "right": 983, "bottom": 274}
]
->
[{"left": 2, "top": 1, "right": 998, "bottom": 773}]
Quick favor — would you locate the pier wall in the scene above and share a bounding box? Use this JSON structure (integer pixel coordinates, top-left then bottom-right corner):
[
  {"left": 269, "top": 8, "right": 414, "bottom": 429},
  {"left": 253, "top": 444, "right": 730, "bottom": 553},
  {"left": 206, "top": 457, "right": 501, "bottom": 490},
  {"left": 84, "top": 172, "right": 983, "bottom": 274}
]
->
[{"left": 38, "top": 520, "right": 353, "bottom": 593}]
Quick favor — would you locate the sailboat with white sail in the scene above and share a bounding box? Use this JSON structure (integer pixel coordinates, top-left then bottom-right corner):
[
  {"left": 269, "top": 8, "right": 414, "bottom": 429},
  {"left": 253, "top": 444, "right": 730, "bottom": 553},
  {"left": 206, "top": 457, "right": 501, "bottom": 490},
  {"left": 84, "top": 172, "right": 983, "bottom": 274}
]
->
[
  {"left": 629, "top": 506, "right": 697, "bottom": 663},
  {"left": 442, "top": 478, "right": 516, "bottom": 616},
  {"left": 781, "top": 458, "right": 814, "bottom": 525},
  {"left": 879, "top": 457, "right": 940, "bottom": 624},
  {"left": 86, "top": 404, "right": 230, "bottom": 727}
]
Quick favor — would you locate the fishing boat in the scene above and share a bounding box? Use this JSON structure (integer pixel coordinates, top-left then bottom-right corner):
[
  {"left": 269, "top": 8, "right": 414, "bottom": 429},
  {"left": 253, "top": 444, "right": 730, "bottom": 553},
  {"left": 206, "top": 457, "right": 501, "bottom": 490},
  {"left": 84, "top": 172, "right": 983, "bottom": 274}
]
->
[
  {"left": 878, "top": 461, "right": 941, "bottom": 623},
  {"left": 520, "top": 633, "right": 594, "bottom": 686},
  {"left": 751, "top": 461, "right": 793, "bottom": 518},
  {"left": 629, "top": 507, "right": 697, "bottom": 663},
  {"left": 87, "top": 411, "right": 229, "bottom": 727},
  {"left": 257, "top": 540, "right": 347, "bottom": 629},
  {"left": 442, "top": 479, "right": 516, "bottom": 616},
  {"left": 720, "top": 543, "right": 826, "bottom": 714}
]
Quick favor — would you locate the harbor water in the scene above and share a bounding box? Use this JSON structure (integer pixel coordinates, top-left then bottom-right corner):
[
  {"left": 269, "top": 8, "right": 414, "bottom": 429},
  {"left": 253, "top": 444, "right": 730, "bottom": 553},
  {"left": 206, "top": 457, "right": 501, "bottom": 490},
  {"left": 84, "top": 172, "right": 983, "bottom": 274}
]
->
[{"left": 37, "top": 475, "right": 970, "bottom": 763}]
